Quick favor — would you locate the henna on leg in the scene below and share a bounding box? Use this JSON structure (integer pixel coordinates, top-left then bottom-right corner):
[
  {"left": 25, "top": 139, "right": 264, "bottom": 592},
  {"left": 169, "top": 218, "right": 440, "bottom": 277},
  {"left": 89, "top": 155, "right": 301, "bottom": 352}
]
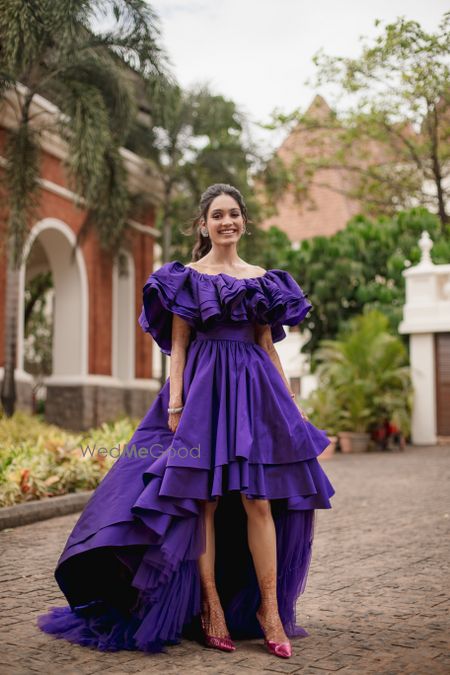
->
[
  {"left": 197, "top": 498, "right": 230, "bottom": 638},
  {"left": 241, "top": 495, "right": 288, "bottom": 643}
]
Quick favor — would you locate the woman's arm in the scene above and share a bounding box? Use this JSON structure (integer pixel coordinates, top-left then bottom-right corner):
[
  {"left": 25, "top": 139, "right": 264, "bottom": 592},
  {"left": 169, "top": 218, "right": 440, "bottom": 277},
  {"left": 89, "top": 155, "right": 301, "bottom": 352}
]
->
[
  {"left": 254, "top": 323, "right": 309, "bottom": 420},
  {"left": 167, "top": 314, "right": 191, "bottom": 431}
]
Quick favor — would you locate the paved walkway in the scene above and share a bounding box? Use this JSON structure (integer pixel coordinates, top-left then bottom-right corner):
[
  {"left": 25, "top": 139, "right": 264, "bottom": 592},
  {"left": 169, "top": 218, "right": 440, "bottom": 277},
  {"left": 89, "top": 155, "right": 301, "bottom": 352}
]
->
[{"left": 1, "top": 445, "right": 449, "bottom": 674}]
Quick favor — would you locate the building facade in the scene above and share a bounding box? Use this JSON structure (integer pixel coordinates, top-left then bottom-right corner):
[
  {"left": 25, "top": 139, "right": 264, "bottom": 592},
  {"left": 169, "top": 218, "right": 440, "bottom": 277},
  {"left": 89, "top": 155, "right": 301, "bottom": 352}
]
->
[{"left": 0, "top": 88, "right": 163, "bottom": 430}]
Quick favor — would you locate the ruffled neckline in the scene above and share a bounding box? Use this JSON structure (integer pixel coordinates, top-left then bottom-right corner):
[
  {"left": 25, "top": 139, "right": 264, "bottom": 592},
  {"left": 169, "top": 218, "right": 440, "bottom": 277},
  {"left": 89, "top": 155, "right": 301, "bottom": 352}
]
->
[
  {"left": 172, "top": 260, "right": 282, "bottom": 283},
  {"left": 139, "top": 260, "right": 312, "bottom": 355}
]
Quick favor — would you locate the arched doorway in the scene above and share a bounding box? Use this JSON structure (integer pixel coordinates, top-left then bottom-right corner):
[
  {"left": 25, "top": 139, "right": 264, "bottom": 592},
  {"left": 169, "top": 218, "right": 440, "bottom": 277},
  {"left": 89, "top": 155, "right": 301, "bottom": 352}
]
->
[{"left": 19, "top": 218, "right": 88, "bottom": 393}]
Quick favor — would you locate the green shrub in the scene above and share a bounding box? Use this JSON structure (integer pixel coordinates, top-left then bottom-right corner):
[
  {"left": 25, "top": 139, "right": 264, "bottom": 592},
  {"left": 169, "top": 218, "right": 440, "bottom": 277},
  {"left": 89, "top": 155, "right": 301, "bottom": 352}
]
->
[
  {"left": 0, "top": 411, "right": 140, "bottom": 507},
  {"left": 307, "top": 309, "right": 412, "bottom": 435}
]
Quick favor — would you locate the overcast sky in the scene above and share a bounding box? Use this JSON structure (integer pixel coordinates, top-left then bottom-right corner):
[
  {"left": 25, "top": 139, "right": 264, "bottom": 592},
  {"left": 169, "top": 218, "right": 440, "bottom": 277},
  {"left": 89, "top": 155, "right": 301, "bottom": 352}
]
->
[{"left": 149, "top": 0, "right": 448, "bottom": 152}]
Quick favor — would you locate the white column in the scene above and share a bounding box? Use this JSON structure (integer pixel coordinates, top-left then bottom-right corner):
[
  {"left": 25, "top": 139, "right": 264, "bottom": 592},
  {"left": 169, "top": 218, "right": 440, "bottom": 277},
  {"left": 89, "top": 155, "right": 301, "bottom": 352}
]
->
[{"left": 409, "top": 334, "right": 436, "bottom": 445}]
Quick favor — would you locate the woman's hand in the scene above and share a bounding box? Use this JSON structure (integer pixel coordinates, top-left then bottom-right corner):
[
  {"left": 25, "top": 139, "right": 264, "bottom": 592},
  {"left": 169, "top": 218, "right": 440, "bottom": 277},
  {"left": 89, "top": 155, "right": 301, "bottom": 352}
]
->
[
  {"left": 168, "top": 411, "right": 182, "bottom": 433},
  {"left": 168, "top": 315, "right": 191, "bottom": 433},
  {"left": 167, "top": 404, "right": 183, "bottom": 433},
  {"left": 299, "top": 407, "right": 309, "bottom": 422}
]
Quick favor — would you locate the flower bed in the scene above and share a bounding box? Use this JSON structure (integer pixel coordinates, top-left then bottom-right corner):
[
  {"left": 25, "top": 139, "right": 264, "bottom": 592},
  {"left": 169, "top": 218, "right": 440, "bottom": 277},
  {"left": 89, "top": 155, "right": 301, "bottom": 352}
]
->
[{"left": 0, "top": 411, "right": 140, "bottom": 507}]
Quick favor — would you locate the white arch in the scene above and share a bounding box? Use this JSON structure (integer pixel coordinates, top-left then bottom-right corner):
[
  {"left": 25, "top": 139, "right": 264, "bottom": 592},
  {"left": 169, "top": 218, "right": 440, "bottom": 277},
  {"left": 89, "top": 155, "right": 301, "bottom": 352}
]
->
[
  {"left": 112, "top": 249, "right": 135, "bottom": 380},
  {"left": 19, "top": 218, "right": 89, "bottom": 376}
]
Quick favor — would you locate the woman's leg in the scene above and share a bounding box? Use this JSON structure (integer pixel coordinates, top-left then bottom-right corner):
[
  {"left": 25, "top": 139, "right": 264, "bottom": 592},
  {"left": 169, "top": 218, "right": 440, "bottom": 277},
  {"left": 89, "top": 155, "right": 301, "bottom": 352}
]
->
[
  {"left": 241, "top": 495, "right": 288, "bottom": 643},
  {"left": 197, "top": 497, "right": 230, "bottom": 638}
]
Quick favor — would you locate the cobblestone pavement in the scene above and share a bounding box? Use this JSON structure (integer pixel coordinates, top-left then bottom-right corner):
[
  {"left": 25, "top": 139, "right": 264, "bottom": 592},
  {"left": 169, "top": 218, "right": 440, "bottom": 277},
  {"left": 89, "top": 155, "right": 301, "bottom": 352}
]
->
[{"left": 1, "top": 445, "right": 449, "bottom": 674}]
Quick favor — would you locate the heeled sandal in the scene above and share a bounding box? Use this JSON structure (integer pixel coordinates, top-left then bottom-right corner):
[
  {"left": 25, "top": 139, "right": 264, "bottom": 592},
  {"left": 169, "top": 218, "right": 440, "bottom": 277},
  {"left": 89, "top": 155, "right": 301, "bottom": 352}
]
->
[
  {"left": 256, "top": 609, "right": 292, "bottom": 659},
  {"left": 200, "top": 606, "right": 236, "bottom": 652}
]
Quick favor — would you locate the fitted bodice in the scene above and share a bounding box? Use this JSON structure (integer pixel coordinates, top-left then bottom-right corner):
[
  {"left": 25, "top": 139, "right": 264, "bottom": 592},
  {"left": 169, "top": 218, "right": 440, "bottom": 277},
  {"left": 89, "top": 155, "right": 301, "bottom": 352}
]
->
[{"left": 194, "top": 321, "right": 256, "bottom": 345}]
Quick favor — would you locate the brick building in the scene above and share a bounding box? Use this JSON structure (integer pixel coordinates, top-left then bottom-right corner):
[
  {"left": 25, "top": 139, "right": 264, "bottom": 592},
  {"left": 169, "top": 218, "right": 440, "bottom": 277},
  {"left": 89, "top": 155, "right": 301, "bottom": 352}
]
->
[
  {"left": 0, "top": 87, "right": 163, "bottom": 430},
  {"left": 259, "top": 94, "right": 391, "bottom": 244}
]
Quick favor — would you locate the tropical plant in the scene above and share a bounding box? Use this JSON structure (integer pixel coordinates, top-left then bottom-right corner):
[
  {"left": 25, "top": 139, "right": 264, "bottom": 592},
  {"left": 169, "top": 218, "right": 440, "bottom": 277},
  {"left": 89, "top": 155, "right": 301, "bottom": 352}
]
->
[
  {"left": 129, "top": 81, "right": 266, "bottom": 267},
  {"left": 0, "top": 410, "right": 140, "bottom": 506},
  {"left": 303, "top": 387, "right": 343, "bottom": 436},
  {"left": 309, "top": 309, "right": 412, "bottom": 435}
]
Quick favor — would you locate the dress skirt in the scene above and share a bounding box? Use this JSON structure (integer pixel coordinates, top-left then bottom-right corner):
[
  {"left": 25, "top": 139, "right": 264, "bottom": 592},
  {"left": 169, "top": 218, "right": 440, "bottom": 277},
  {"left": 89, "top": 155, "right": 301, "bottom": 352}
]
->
[{"left": 37, "top": 317, "right": 335, "bottom": 654}]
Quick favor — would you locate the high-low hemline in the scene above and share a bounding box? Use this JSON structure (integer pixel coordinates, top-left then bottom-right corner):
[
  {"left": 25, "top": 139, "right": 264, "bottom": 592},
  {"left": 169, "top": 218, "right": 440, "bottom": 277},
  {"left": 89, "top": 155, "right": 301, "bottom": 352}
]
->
[{"left": 37, "top": 260, "right": 335, "bottom": 654}]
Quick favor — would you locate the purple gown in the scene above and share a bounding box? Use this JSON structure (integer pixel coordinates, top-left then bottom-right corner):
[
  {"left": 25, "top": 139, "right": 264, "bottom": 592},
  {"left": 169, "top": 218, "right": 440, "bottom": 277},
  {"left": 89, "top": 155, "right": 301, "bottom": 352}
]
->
[{"left": 37, "top": 260, "right": 335, "bottom": 653}]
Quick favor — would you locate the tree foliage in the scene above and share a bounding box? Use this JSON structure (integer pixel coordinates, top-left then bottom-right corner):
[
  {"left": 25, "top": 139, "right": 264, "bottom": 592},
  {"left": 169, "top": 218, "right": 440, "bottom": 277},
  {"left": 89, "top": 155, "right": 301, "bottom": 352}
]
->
[
  {"left": 0, "top": 0, "right": 171, "bottom": 264},
  {"left": 263, "top": 13, "right": 450, "bottom": 228},
  {"left": 128, "top": 81, "right": 268, "bottom": 264},
  {"left": 289, "top": 207, "right": 449, "bottom": 354}
]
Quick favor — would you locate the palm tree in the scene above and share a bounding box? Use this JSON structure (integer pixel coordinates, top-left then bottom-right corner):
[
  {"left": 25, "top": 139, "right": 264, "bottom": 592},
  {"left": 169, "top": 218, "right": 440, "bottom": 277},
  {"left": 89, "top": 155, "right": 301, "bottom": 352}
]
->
[
  {"left": 0, "top": 0, "right": 171, "bottom": 416},
  {"left": 127, "top": 81, "right": 262, "bottom": 386}
]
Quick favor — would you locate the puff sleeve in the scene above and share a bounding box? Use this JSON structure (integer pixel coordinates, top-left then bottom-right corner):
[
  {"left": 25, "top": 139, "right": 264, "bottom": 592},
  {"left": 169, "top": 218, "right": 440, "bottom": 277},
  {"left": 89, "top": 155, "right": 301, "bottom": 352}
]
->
[
  {"left": 138, "top": 263, "right": 198, "bottom": 356},
  {"left": 250, "top": 270, "right": 312, "bottom": 343}
]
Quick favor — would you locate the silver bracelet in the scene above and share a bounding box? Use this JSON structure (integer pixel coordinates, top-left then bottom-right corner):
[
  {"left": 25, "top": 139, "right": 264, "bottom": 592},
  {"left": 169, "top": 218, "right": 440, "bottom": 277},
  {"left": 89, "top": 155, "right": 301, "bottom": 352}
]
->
[{"left": 168, "top": 405, "right": 184, "bottom": 413}]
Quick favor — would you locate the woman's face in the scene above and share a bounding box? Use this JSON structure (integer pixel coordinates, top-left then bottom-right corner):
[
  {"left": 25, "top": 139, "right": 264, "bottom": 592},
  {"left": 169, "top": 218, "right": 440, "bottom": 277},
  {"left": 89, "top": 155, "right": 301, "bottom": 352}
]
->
[{"left": 203, "top": 193, "right": 245, "bottom": 244}]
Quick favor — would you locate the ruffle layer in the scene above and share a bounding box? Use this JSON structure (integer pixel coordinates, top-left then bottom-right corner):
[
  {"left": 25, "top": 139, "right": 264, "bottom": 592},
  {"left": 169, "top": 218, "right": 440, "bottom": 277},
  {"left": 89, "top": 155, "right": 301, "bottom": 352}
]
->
[
  {"left": 154, "top": 336, "right": 332, "bottom": 469},
  {"left": 38, "top": 447, "right": 206, "bottom": 653},
  {"left": 148, "top": 458, "right": 334, "bottom": 507},
  {"left": 138, "top": 260, "right": 312, "bottom": 355},
  {"left": 37, "top": 376, "right": 333, "bottom": 652}
]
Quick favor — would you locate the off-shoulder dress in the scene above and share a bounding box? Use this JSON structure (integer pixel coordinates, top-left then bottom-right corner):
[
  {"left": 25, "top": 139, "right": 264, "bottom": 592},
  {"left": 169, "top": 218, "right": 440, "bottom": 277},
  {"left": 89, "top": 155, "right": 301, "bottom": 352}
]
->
[{"left": 37, "top": 260, "right": 335, "bottom": 653}]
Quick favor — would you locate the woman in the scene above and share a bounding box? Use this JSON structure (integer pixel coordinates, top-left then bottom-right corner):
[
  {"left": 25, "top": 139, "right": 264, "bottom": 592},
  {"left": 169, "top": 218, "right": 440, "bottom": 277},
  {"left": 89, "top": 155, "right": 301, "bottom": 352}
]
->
[{"left": 37, "top": 183, "right": 335, "bottom": 659}]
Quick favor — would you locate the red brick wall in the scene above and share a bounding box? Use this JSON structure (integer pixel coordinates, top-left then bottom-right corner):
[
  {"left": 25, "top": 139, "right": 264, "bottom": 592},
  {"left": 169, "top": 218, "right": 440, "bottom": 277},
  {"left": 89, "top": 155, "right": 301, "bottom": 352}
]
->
[
  {"left": 0, "top": 126, "right": 156, "bottom": 378},
  {"left": 133, "top": 231, "right": 154, "bottom": 380}
]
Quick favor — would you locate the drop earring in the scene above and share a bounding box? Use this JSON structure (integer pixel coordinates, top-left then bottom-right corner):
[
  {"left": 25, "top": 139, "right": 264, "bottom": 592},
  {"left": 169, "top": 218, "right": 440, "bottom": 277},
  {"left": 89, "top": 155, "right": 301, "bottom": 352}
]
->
[{"left": 201, "top": 227, "right": 209, "bottom": 237}]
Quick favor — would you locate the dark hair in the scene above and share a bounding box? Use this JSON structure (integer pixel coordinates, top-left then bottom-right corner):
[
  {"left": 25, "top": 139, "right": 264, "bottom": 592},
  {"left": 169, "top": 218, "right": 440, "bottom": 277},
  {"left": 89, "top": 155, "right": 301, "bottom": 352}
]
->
[{"left": 188, "top": 183, "right": 251, "bottom": 262}]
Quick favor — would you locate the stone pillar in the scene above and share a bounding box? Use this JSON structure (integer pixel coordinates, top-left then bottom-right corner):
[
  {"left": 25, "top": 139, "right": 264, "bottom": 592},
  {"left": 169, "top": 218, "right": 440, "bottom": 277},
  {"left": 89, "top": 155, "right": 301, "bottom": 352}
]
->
[
  {"left": 399, "top": 231, "right": 450, "bottom": 445},
  {"left": 408, "top": 334, "right": 436, "bottom": 444}
]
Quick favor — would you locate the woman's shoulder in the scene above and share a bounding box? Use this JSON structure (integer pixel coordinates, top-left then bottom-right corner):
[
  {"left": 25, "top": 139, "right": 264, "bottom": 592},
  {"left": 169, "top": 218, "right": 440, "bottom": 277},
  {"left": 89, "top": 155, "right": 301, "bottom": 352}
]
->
[
  {"left": 185, "top": 260, "right": 267, "bottom": 278},
  {"left": 139, "top": 258, "right": 312, "bottom": 354}
]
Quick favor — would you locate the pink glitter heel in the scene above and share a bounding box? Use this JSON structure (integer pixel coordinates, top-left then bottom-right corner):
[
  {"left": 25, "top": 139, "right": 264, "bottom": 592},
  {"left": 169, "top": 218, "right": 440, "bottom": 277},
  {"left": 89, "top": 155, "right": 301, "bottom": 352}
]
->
[
  {"left": 200, "top": 613, "right": 236, "bottom": 652},
  {"left": 256, "top": 610, "right": 292, "bottom": 658}
]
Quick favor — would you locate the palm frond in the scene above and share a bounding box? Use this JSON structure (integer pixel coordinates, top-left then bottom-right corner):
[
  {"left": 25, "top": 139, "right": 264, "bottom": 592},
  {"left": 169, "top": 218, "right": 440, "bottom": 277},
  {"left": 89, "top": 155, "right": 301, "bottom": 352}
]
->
[
  {"left": 84, "top": 144, "right": 130, "bottom": 254},
  {"left": 308, "top": 309, "right": 413, "bottom": 434},
  {"left": 49, "top": 49, "right": 136, "bottom": 143},
  {"left": 3, "top": 122, "right": 40, "bottom": 268},
  {"left": 90, "top": 0, "right": 170, "bottom": 77},
  {"left": 0, "top": 72, "right": 16, "bottom": 97},
  {"left": 57, "top": 80, "right": 111, "bottom": 202}
]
